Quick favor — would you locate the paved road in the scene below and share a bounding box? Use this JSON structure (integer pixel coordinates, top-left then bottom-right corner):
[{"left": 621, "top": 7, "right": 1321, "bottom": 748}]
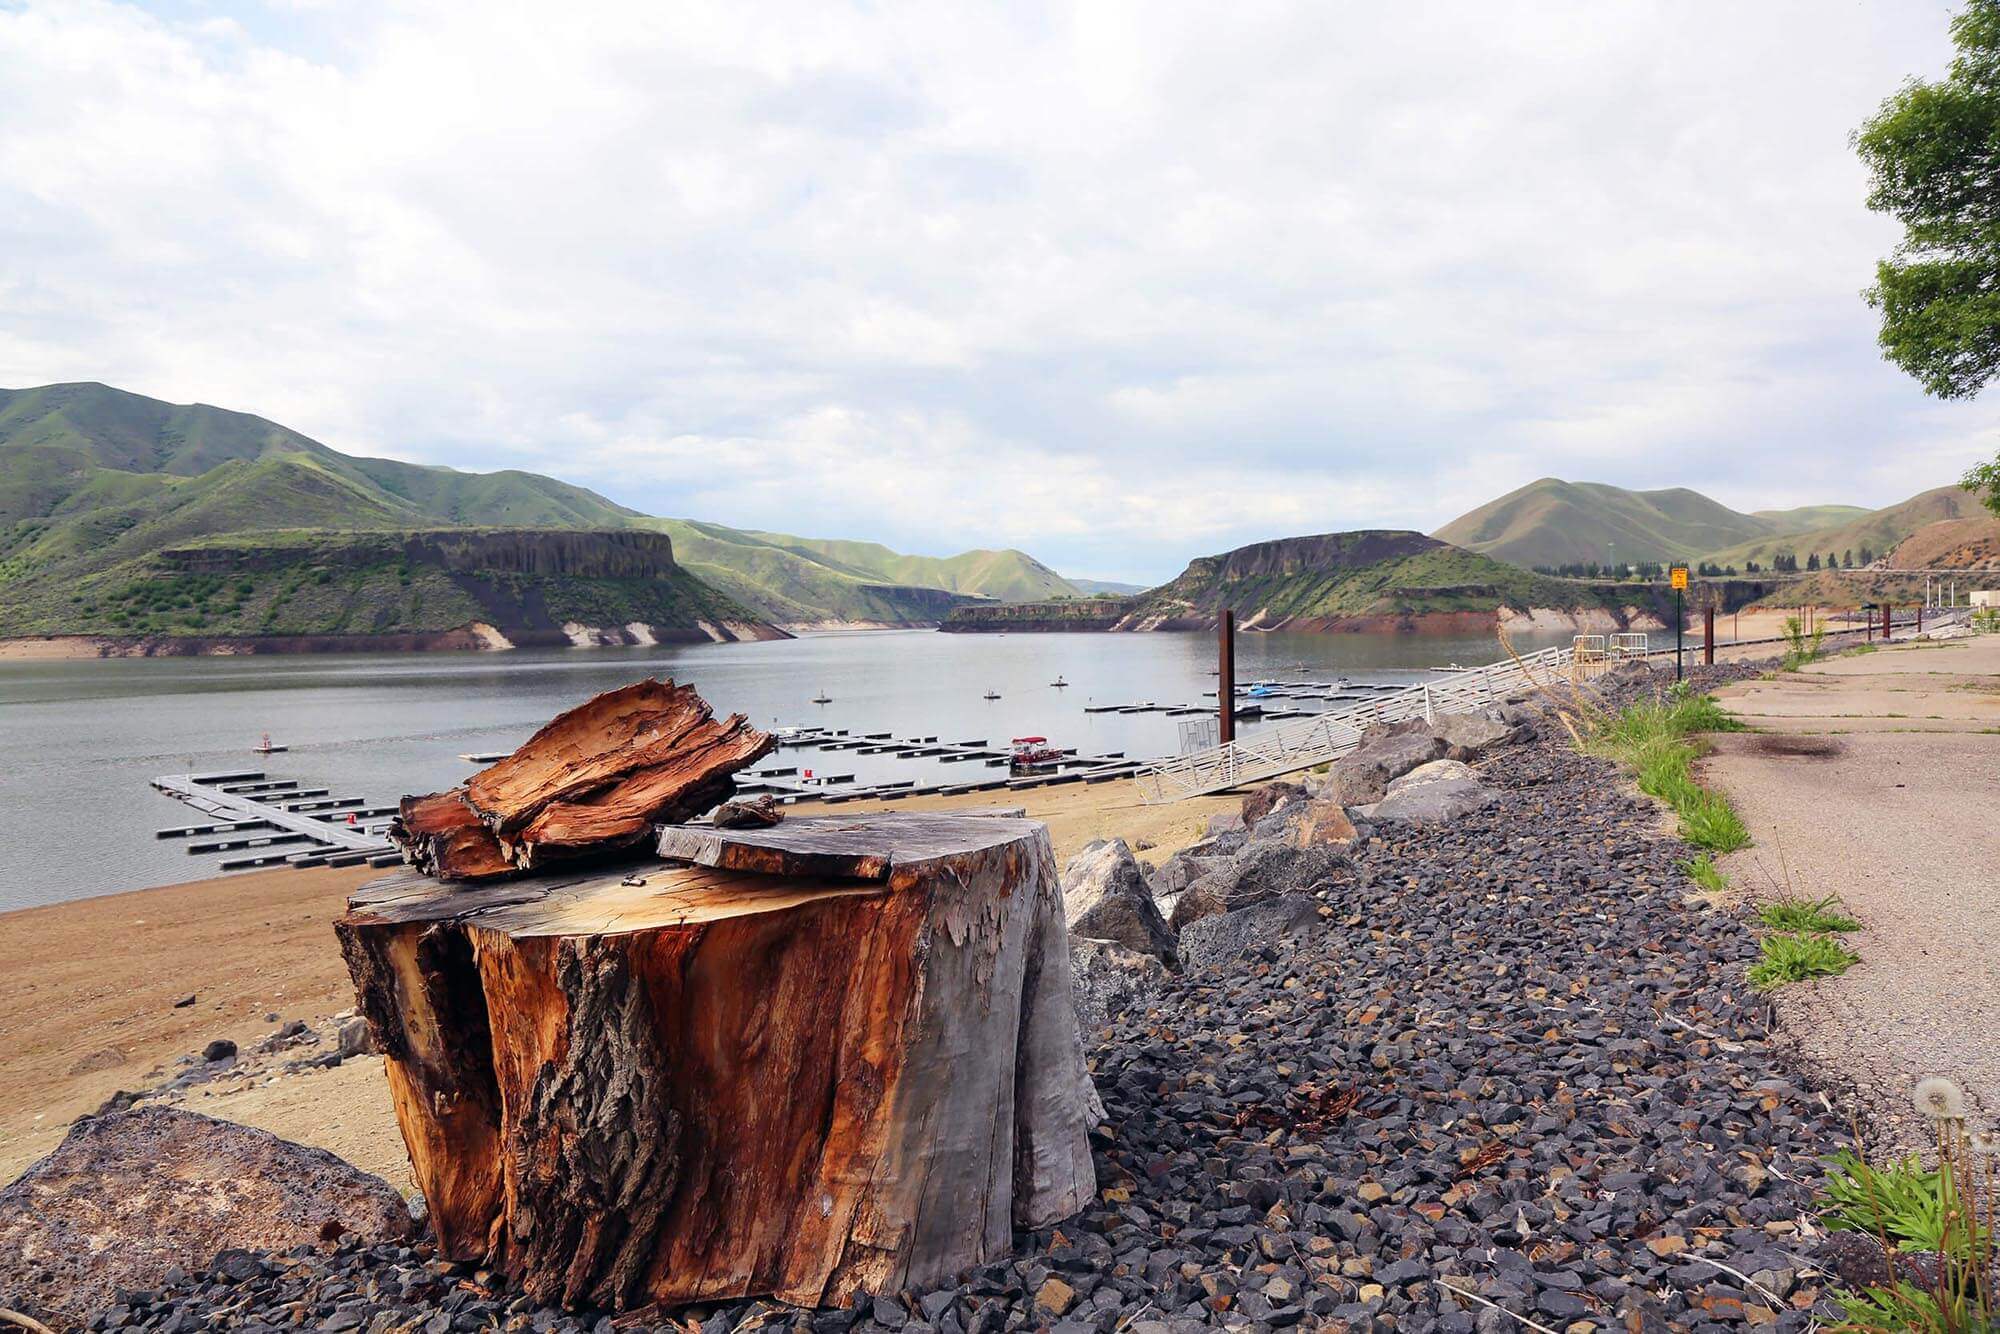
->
[{"left": 1705, "top": 635, "right": 2000, "bottom": 1154}]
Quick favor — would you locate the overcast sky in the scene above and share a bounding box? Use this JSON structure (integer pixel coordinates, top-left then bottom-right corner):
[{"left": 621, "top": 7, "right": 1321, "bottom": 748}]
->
[{"left": 1, "top": 1, "right": 1991, "bottom": 582}]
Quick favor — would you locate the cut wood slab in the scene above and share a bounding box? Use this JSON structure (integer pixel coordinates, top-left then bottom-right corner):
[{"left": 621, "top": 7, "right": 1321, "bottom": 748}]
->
[
  {"left": 336, "top": 812, "right": 1096, "bottom": 1312},
  {"left": 389, "top": 679, "right": 773, "bottom": 881}
]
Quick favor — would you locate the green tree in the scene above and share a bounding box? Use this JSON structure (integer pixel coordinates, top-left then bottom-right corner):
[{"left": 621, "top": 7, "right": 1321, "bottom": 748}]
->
[{"left": 1858, "top": 1, "right": 2000, "bottom": 514}]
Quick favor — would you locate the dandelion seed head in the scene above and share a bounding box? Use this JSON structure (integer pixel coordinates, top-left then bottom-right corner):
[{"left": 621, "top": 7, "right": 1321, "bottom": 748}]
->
[{"left": 1913, "top": 1076, "right": 1966, "bottom": 1120}]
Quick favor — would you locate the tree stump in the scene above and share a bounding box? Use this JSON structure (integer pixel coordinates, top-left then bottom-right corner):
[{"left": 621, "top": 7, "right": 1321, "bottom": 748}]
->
[{"left": 335, "top": 812, "right": 1097, "bottom": 1312}]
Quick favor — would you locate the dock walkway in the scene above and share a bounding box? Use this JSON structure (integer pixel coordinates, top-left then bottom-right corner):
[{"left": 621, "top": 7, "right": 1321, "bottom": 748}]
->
[
  {"left": 151, "top": 771, "right": 397, "bottom": 871},
  {"left": 1134, "top": 647, "right": 1570, "bottom": 802}
]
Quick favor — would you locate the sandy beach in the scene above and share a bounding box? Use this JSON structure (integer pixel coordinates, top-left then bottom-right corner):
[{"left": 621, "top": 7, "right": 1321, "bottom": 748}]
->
[{"left": 0, "top": 778, "right": 1236, "bottom": 1190}]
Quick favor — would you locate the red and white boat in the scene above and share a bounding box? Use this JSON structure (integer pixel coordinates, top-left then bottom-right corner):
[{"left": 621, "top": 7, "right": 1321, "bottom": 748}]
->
[{"left": 1009, "top": 736, "right": 1065, "bottom": 771}]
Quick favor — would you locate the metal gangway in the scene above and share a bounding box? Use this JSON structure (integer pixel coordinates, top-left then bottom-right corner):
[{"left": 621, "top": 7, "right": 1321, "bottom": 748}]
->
[{"left": 1135, "top": 646, "right": 1572, "bottom": 803}]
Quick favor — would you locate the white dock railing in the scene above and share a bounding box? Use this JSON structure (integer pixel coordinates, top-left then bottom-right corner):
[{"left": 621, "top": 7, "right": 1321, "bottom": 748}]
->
[{"left": 1134, "top": 646, "right": 1571, "bottom": 803}]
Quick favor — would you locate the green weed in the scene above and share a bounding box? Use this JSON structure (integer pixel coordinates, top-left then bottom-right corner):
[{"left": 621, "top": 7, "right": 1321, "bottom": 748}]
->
[
  {"left": 1586, "top": 691, "right": 1750, "bottom": 852},
  {"left": 1758, "top": 894, "right": 1861, "bottom": 933},
  {"left": 1819, "top": 1110, "right": 1995, "bottom": 1334},
  {"left": 1681, "top": 853, "right": 1727, "bottom": 894},
  {"left": 1747, "top": 932, "right": 1859, "bottom": 990},
  {"left": 1782, "top": 614, "right": 1829, "bottom": 671}
]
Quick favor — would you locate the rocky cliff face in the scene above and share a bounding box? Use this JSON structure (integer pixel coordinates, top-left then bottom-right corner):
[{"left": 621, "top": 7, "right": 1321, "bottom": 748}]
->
[
  {"left": 945, "top": 531, "right": 1648, "bottom": 634},
  {"left": 103, "top": 528, "right": 787, "bottom": 647},
  {"left": 1170, "top": 530, "right": 1445, "bottom": 583},
  {"left": 157, "top": 528, "right": 689, "bottom": 579}
]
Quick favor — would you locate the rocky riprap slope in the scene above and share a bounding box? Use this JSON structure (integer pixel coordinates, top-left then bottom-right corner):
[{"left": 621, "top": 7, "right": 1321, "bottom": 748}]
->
[{"left": 88, "top": 664, "right": 1841, "bottom": 1334}]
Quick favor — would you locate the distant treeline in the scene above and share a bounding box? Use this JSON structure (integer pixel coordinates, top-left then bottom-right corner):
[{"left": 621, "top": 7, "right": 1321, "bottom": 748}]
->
[{"left": 1533, "top": 547, "right": 1880, "bottom": 580}]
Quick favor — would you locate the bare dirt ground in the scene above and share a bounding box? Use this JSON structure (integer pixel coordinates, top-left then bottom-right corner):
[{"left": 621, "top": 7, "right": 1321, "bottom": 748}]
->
[
  {"left": 0, "top": 778, "right": 1235, "bottom": 1190},
  {"left": 1706, "top": 634, "right": 2000, "bottom": 1154}
]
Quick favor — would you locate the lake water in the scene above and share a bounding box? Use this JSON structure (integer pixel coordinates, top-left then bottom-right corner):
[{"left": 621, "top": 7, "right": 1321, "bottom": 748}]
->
[{"left": 0, "top": 628, "right": 1567, "bottom": 911}]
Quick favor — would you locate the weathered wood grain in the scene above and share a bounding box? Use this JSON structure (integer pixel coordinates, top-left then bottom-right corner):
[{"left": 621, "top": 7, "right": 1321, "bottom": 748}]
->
[
  {"left": 387, "top": 679, "right": 773, "bottom": 881},
  {"left": 337, "top": 813, "right": 1096, "bottom": 1311}
]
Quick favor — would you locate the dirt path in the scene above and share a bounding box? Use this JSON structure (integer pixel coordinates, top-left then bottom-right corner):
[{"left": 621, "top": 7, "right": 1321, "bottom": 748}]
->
[
  {"left": 1705, "top": 634, "right": 2000, "bottom": 1153},
  {"left": 0, "top": 778, "right": 1235, "bottom": 1188}
]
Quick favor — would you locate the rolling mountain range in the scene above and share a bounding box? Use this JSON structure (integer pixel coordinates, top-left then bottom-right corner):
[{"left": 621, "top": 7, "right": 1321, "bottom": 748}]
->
[
  {"left": 1434, "top": 476, "right": 1984, "bottom": 573},
  {"left": 6, "top": 382, "right": 1992, "bottom": 649},
  {"left": 0, "top": 382, "right": 1086, "bottom": 639},
  {"left": 1697, "top": 485, "right": 1990, "bottom": 570}
]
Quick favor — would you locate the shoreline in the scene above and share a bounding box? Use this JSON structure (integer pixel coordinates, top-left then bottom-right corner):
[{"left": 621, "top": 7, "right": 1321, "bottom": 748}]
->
[
  {"left": 0, "top": 778, "right": 1238, "bottom": 1186},
  {"left": 4, "top": 671, "right": 1869, "bottom": 1332},
  {"left": 0, "top": 617, "right": 789, "bottom": 660}
]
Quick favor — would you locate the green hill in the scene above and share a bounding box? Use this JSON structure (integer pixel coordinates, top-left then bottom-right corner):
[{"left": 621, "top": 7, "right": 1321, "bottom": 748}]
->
[
  {"left": 950, "top": 531, "right": 1634, "bottom": 633},
  {"left": 637, "top": 519, "right": 985, "bottom": 627},
  {"left": 735, "top": 531, "right": 1079, "bottom": 603},
  {"left": 1751, "top": 504, "right": 1872, "bottom": 531},
  {"left": 0, "top": 382, "right": 1081, "bottom": 634},
  {"left": 0, "top": 527, "right": 771, "bottom": 645},
  {"left": 1123, "top": 530, "right": 1612, "bottom": 630},
  {"left": 1434, "top": 478, "right": 1794, "bottom": 568},
  {"left": 1701, "top": 485, "right": 1990, "bottom": 569}
]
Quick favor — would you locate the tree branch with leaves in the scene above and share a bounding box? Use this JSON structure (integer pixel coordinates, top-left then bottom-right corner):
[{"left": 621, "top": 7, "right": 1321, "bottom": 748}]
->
[{"left": 1858, "top": 0, "right": 2000, "bottom": 515}]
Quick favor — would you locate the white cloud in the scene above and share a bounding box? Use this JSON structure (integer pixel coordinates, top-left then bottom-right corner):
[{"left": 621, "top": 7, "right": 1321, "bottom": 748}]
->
[{"left": 0, "top": 0, "right": 1989, "bottom": 582}]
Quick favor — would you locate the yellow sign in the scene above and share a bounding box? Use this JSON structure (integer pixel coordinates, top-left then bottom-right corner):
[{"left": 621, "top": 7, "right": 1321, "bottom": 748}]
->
[{"left": 1670, "top": 566, "right": 1689, "bottom": 590}]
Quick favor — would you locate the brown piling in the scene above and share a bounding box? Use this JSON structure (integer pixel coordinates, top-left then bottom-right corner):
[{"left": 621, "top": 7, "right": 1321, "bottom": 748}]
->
[{"left": 1217, "top": 609, "right": 1236, "bottom": 746}]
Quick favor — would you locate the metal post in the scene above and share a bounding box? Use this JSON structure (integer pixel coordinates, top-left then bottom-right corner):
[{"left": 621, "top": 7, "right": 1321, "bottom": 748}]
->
[
  {"left": 1217, "top": 609, "right": 1236, "bottom": 746},
  {"left": 1675, "top": 586, "right": 1684, "bottom": 682},
  {"left": 1917, "top": 604, "right": 1923, "bottom": 634},
  {"left": 1883, "top": 603, "right": 1892, "bottom": 640},
  {"left": 1704, "top": 604, "right": 1715, "bottom": 665}
]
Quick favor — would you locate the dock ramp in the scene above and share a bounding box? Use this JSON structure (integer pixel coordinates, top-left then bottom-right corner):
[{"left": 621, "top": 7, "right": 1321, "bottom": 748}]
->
[{"left": 1135, "top": 646, "right": 1570, "bottom": 803}]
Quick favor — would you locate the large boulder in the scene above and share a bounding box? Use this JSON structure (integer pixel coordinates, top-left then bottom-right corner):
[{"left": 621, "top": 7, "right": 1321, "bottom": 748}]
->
[
  {"left": 1147, "top": 849, "right": 1227, "bottom": 920},
  {"left": 1293, "top": 799, "right": 1363, "bottom": 849},
  {"left": 0, "top": 1107, "right": 415, "bottom": 1331},
  {"left": 1366, "top": 766, "right": 1495, "bottom": 824},
  {"left": 1167, "top": 840, "right": 1350, "bottom": 929},
  {"left": 1070, "top": 938, "right": 1172, "bottom": 1037},
  {"left": 1178, "top": 895, "right": 1322, "bottom": 971},
  {"left": 1239, "top": 781, "right": 1309, "bottom": 834},
  {"left": 1430, "top": 709, "right": 1523, "bottom": 760},
  {"left": 1324, "top": 727, "right": 1449, "bottom": 806},
  {"left": 1059, "top": 839, "right": 1177, "bottom": 963},
  {"left": 1385, "top": 758, "right": 1478, "bottom": 793}
]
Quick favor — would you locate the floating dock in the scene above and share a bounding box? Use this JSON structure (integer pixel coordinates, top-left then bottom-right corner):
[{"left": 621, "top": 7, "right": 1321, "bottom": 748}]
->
[{"left": 151, "top": 770, "right": 400, "bottom": 873}]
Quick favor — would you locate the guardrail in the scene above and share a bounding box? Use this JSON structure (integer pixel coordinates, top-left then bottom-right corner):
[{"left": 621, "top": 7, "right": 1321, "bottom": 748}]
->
[{"left": 1135, "top": 646, "right": 1571, "bottom": 803}]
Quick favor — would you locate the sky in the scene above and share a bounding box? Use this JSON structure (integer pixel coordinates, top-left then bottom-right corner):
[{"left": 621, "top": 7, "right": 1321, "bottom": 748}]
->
[{"left": 0, "top": 0, "right": 1993, "bottom": 583}]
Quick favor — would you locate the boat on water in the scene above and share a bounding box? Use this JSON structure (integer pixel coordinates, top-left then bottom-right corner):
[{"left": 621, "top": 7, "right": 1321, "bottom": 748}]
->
[
  {"left": 811, "top": 690, "right": 833, "bottom": 704},
  {"left": 983, "top": 689, "right": 1002, "bottom": 700},
  {"left": 1050, "top": 675, "right": 1069, "bottom": 688},
  {"left": 1245, "top": 683, "right": 1277, "bottom": 698},
  {"left": 253, "top": 732, "right": 288, "bottom": 754},
  {"left": 1009, "top": 736, "right": 1064, "bottom": 771}
]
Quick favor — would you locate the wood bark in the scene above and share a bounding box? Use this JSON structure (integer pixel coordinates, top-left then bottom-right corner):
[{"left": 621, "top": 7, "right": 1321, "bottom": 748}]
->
[
  {"left": 336, "top": 812, "right": 1097, "bottom": 1312},
  {"left": 389, "top": 679, "right": 772, "bottom": 881}
]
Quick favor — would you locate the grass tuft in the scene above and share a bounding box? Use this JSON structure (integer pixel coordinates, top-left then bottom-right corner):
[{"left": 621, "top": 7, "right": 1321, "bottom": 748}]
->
[
  {"left": 1757, "top": 894, "right": 1860, "bottom": 933},
  {"left": 1585, "top": 689, "right": 1750, "bottom": 852},
  {"left": 1681, "top": 852, "right": 1727, "bottom": 894},
  {"left": 1747, "top": 932, "right": 1859, "bottom": 991}
]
